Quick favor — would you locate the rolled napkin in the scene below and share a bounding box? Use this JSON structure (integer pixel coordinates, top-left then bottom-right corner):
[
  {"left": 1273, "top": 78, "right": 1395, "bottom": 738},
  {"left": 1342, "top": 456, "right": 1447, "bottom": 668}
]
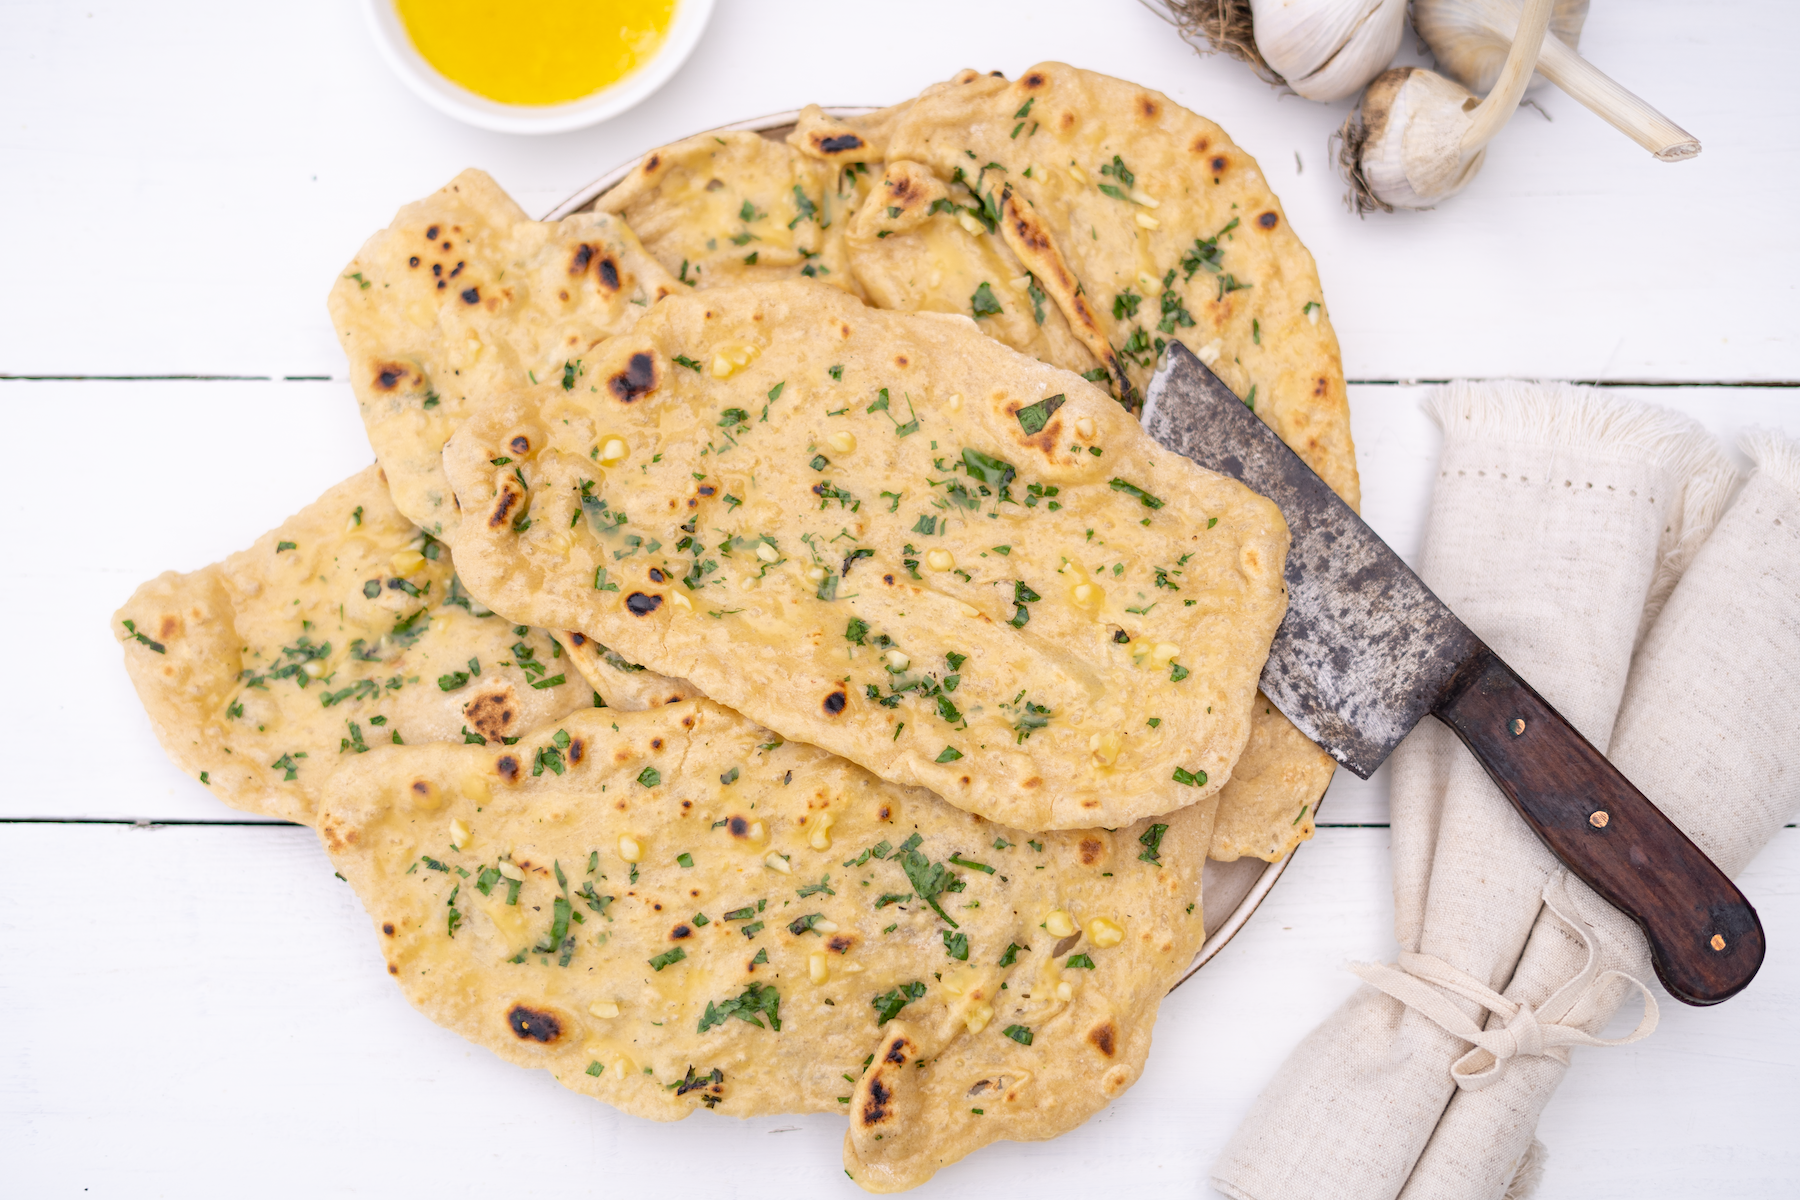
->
[
  {"left": 1394, "top": 428, "right": 1800, "bottom": 1198},
  {"left": 1212, "top": 385, "right": 1798, "bottom": 1200}
]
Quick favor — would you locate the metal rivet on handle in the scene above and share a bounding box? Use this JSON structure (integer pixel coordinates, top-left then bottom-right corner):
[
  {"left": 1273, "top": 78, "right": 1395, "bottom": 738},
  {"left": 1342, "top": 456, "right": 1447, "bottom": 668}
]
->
[
  {"left": 1508, "top": 718, "right": 1526, "bottom": 736},
  {"left": 1711, "top": 934, "right": 1727, "bottom": 951},
  {"left": 1589, "top": 811, "right": 1610, "bottom": 828}
]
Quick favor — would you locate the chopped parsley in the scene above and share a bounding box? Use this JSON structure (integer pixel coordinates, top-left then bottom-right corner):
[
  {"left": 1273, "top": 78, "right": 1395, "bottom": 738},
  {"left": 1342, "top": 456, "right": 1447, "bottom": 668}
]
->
[
  {"left": 1138, "top": 823, "right": 1169, "bottom": 864},
  {"left": 648, "top": 947, "right": 687, "bottom": 971},
  {"left": 698, "top": 981, "right": 782, "bottom": 1033},
  {"left": 1002, "top": 1024, "right": 1034, "bottom": 1046},
  {"left": 1014, "top": 393, "right": 1065, "bottom": 436},
  {"left": 970, "top": 281, "right": 1003, "bottom": 319},
  {"left": 872, "top": 981, "right": 927, "bottom": 1025}
]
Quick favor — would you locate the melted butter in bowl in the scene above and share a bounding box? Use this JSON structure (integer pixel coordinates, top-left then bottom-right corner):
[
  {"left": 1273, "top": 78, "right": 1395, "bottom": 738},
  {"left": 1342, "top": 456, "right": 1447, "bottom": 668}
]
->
[
  {"left": 395, "top": 0, "right": 676, "bottom": 107},
  {"left": 364, "top": 0, "right": 714, "bottom": 133}
]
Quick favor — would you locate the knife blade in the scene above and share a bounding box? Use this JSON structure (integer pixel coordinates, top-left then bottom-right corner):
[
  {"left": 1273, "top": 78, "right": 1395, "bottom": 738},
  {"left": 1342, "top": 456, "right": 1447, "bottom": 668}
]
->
[{"left": 1142, "top": 341, "right": 1763, "bottom": 1006}]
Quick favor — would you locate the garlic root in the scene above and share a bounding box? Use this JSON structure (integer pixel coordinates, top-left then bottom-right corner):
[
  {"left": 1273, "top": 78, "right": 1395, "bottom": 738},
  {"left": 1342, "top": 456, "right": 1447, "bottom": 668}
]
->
[
  {"left": 1337, "top": 0, "right": 1553, "bottom": 212},
  {"left": 1139, "top": 0, "right": 1280, "bottom": 85},
  {"left": 1414, "top": 0, "right": 1699, "bottom": 161}
]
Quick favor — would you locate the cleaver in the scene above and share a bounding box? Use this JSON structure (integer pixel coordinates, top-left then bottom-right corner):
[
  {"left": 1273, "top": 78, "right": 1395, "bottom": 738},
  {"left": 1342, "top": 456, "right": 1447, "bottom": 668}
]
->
[{"left": 1142, "top": 342, "right": 1763, "bottom": 1006}]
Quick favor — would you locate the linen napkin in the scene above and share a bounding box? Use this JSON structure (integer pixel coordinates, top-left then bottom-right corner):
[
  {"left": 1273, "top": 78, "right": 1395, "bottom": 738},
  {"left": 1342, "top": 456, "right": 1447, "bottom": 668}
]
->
[{"left": 1210, "top": 384, "right": 1800, "bottom": 1200}]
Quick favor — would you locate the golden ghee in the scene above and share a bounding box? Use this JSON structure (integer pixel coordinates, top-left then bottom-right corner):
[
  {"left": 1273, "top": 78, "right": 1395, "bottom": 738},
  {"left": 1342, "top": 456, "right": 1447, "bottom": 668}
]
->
[{"left": 396, "top": 0, "right": 677, "bottom": 107}]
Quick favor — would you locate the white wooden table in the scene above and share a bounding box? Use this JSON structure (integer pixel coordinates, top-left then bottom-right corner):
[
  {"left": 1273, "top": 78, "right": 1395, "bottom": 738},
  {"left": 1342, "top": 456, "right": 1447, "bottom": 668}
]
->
[{"left": 3, "top": 1, "right": 1795, "bottom": 1195}]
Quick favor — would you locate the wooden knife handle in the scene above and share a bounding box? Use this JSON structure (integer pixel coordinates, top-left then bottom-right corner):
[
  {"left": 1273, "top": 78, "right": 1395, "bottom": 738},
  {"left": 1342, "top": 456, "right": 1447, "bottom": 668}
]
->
[{"left": 1434, "top": 649, "right": 1764, "bottom": 1006}]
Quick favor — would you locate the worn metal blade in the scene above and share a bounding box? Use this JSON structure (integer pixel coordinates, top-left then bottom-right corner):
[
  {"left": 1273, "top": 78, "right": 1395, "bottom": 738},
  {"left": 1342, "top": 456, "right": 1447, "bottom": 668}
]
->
[{"left": 1140, "top": 342, "right": 1483, "bottom": 778}]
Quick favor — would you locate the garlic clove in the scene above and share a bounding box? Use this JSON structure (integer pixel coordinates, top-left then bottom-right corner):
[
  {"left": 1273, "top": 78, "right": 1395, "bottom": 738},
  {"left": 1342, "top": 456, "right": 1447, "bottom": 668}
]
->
[
  {"left": 1345, "top": 67, "right": 1488, "bottom": 212},
  {"left": 1340, "top": 0, "right": 1553, "bottom": 212},
  {"left": 1250, "top": 0, "right": 1408, "bottom": 103}
]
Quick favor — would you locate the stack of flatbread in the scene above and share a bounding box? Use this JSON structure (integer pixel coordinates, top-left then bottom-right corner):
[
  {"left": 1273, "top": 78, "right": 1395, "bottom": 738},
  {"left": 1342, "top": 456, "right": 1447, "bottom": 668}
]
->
[{"left": 115, "top": 64, "right": 1357, "bottom": 1192}]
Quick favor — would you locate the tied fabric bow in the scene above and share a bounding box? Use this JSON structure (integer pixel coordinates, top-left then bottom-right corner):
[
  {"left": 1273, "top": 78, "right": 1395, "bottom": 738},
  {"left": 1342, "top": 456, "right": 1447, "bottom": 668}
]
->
[{"left": 1350, "top": 875, "right": 1660, "bottom": 1091}]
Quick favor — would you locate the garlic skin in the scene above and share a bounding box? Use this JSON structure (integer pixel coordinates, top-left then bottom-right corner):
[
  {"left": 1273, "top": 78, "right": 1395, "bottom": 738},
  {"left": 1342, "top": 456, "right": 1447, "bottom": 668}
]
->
[
  {"left": 1412, "top": 0, "right": 1699, "bottom": 161},
  {"left": 1341, "top": 0, "right": 1553, "bottom": 211},
  {"left": 1413, "top": 0, "right": 1588, "bottom": 95},
  {"left": 1250, "top": 0, "right": 1408, "bottom": 102}
]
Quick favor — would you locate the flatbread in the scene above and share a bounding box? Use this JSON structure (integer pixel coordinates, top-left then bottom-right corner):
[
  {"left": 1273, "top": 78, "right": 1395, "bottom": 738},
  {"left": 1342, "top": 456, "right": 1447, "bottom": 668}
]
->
[
  {"left": 784, "top": 102, "right": 915, "bottom": 166},
  {"left": 598, "top": 131, "right": 873, "bottom": 298},
  {"left": 555, "top": 628, "right": 700, "bottom": 711},
  {"left": 441, "top": 282, "right": 1291, "bottom": 831},
  {"left": 879, "top": 63, "right": 1358, "bottom": 509},
  {"left": 113, "top": 466, "right": 596, "bottom": 824},
  {"left": 1207, "top": 691, "right": 1331, "bottom": 859},
  {"left": 865, "top": 65, "right": 1357, "bottom": 859},
  {"left": 845, "top": 159, "right": 1102, "bottom": 374},
  {"left": 329, "top": 168, "right": 678, "bottom": 535},
  {"left": 316, "top": 700, "right": 1212, "bottom": 1192}
]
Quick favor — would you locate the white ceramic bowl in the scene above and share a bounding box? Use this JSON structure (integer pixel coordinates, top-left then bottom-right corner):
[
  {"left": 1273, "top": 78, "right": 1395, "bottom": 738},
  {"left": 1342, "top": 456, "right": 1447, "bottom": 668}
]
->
[{"left": 362, "top": 0, "right": 715, "bottom": 135}]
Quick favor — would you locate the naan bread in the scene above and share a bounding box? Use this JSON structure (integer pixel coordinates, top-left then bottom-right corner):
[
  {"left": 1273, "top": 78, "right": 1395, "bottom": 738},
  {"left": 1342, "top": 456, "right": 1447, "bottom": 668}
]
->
[
  {"left": 1208, "top": 692, "right": 1330, "bottom": 859},
  {"left": 441, "top": 282, "right": 1291, "bottom": 831},
  {"left": 555, "top": 628, "right": 700, "bottom": 711},
  {"left": 845, "top": 159, "right": 1102, "bottom": 374},
  {"left": 860, "top": 65, "right": 1355, "bottom": 859},
  {"left": 316, "top": 700, "right": 1212, "bottom": 1192},
  {"left": 785, "top": 101, "right": 915, "bottom": 166},
  {"left": 114, "top": 466, "right": 595, "bottom": 824},
  {"left": 329, "top": 168, "right": 678, "bottom": 535},
  {"left": 598, "top": 131, "right": 873, "bottom": 297},
  {"left": 878, "top": 64, "right": 1357, "bottom": 508}
]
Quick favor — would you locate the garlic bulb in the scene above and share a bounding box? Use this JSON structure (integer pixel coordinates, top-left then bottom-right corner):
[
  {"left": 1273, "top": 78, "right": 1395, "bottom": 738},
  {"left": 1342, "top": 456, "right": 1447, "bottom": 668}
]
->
[
  {"left": 1250, "top": 0, "right": 1408, "bottom": 102},
  {"left": 1340, "top": 0, "right": 1553, "bottom": 211},
  {"left": 1413, "top": 0, "right": 1698, "bottom": 161},
  {"left": 1414, "top": 0, "right": 1588, "bottom": 93}
]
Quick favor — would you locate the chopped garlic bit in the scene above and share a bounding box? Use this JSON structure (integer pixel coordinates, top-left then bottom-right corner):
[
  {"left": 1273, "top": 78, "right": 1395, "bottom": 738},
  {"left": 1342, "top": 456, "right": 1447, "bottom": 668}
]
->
[
  {"left": 711, "top": 342, "right": 760, "bottom": 379},
  {"left": 1070, "top": 581, "right": 1104, "bottom": 610},
  {"left": 1074, "top": 416, "right": 1097, "bottom": 440},
  {"left": 809, "top": 951, "right": 830, "bottom": 984},
  {"left": 303, "top": 659, "right": 327, "bottom": 679},
  {"left": 946, "top": 393, "right": 963, "bottom": 412},
  {"left": 589, "top": 1000, "right": 620, "bottom": 1019},
  {"left": 1044, "top": 909, "right": 1077, "bottom": 938},
  {"left": 390, "top": 549, "right": 426, "bottom": 577},
  {"left": 1135, "top": 212, "right": 1161, "bottom": 230},
  {"left": 597, "top": 437, "right": 629, "bottom": 466},
  {"left": 1066, "top": 163, "right": 1088, "bottom": 184},
  {"left": 1128, "top": 188, "right": 1160, "bottom": 209},
  {"left": 827, "top": 430, "right": 857, "bottom": 454},
  {"left": 809, "top": 812, "right": 835, "bottom": 851},
  {"left": 668, "top": 591, "right": 693, "bottom": 611},
  {"left": 806, "top": 565, "right": 829, "bottom": 582},
  {"left": 1089, "top": 731, "right": 1123, "bottom": 766},
  {"left": 1056, "top": 981, "right": 1074, "bottom": 1002},
  {"left": 955, "top": 210, "right": 987, "bottom": 237},
  {"left": 497, "top": 860, "right": 525, "bottom": 882},
  {"left": 1152, "top": 642, "right": 1181, "bottom": 667},
  {"left": 813, "top": 918, "right": 840, "bottom": 934},
  {"left": 748, "top": 820, "right": 767, "bottom": 843},
  {"left": 617, "top": 835, "right": 642, "bottom": 864},
  {"left": 1197, "top": 339, "right": 1224, "bottom": 367},
  {"left": 965, "top": 1001, "right": 995, "bottom": 1034},
  {"left": 926, "top": 548, "right": 955, "bottom": 572},
  {"left": 765, "top": 852, "right": 792, "bottom": 874},
  {"left": 942, "top": 966, "right": 983, "bottom": 997},
  {"left": 1137, "top": 270, "right": 1162, "bottom": 297},
  {"left": 1088, "top": 917, "right": 1125, "bottom": 948},
  {"left": 448, "top": 817, "right": 471, "bottom": 851},
  {"left": 755, "top": 541, "right": 780, "bottom": 563},
  {"left": 885, "top": 650, "right": 910, "bottom": 672}
]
